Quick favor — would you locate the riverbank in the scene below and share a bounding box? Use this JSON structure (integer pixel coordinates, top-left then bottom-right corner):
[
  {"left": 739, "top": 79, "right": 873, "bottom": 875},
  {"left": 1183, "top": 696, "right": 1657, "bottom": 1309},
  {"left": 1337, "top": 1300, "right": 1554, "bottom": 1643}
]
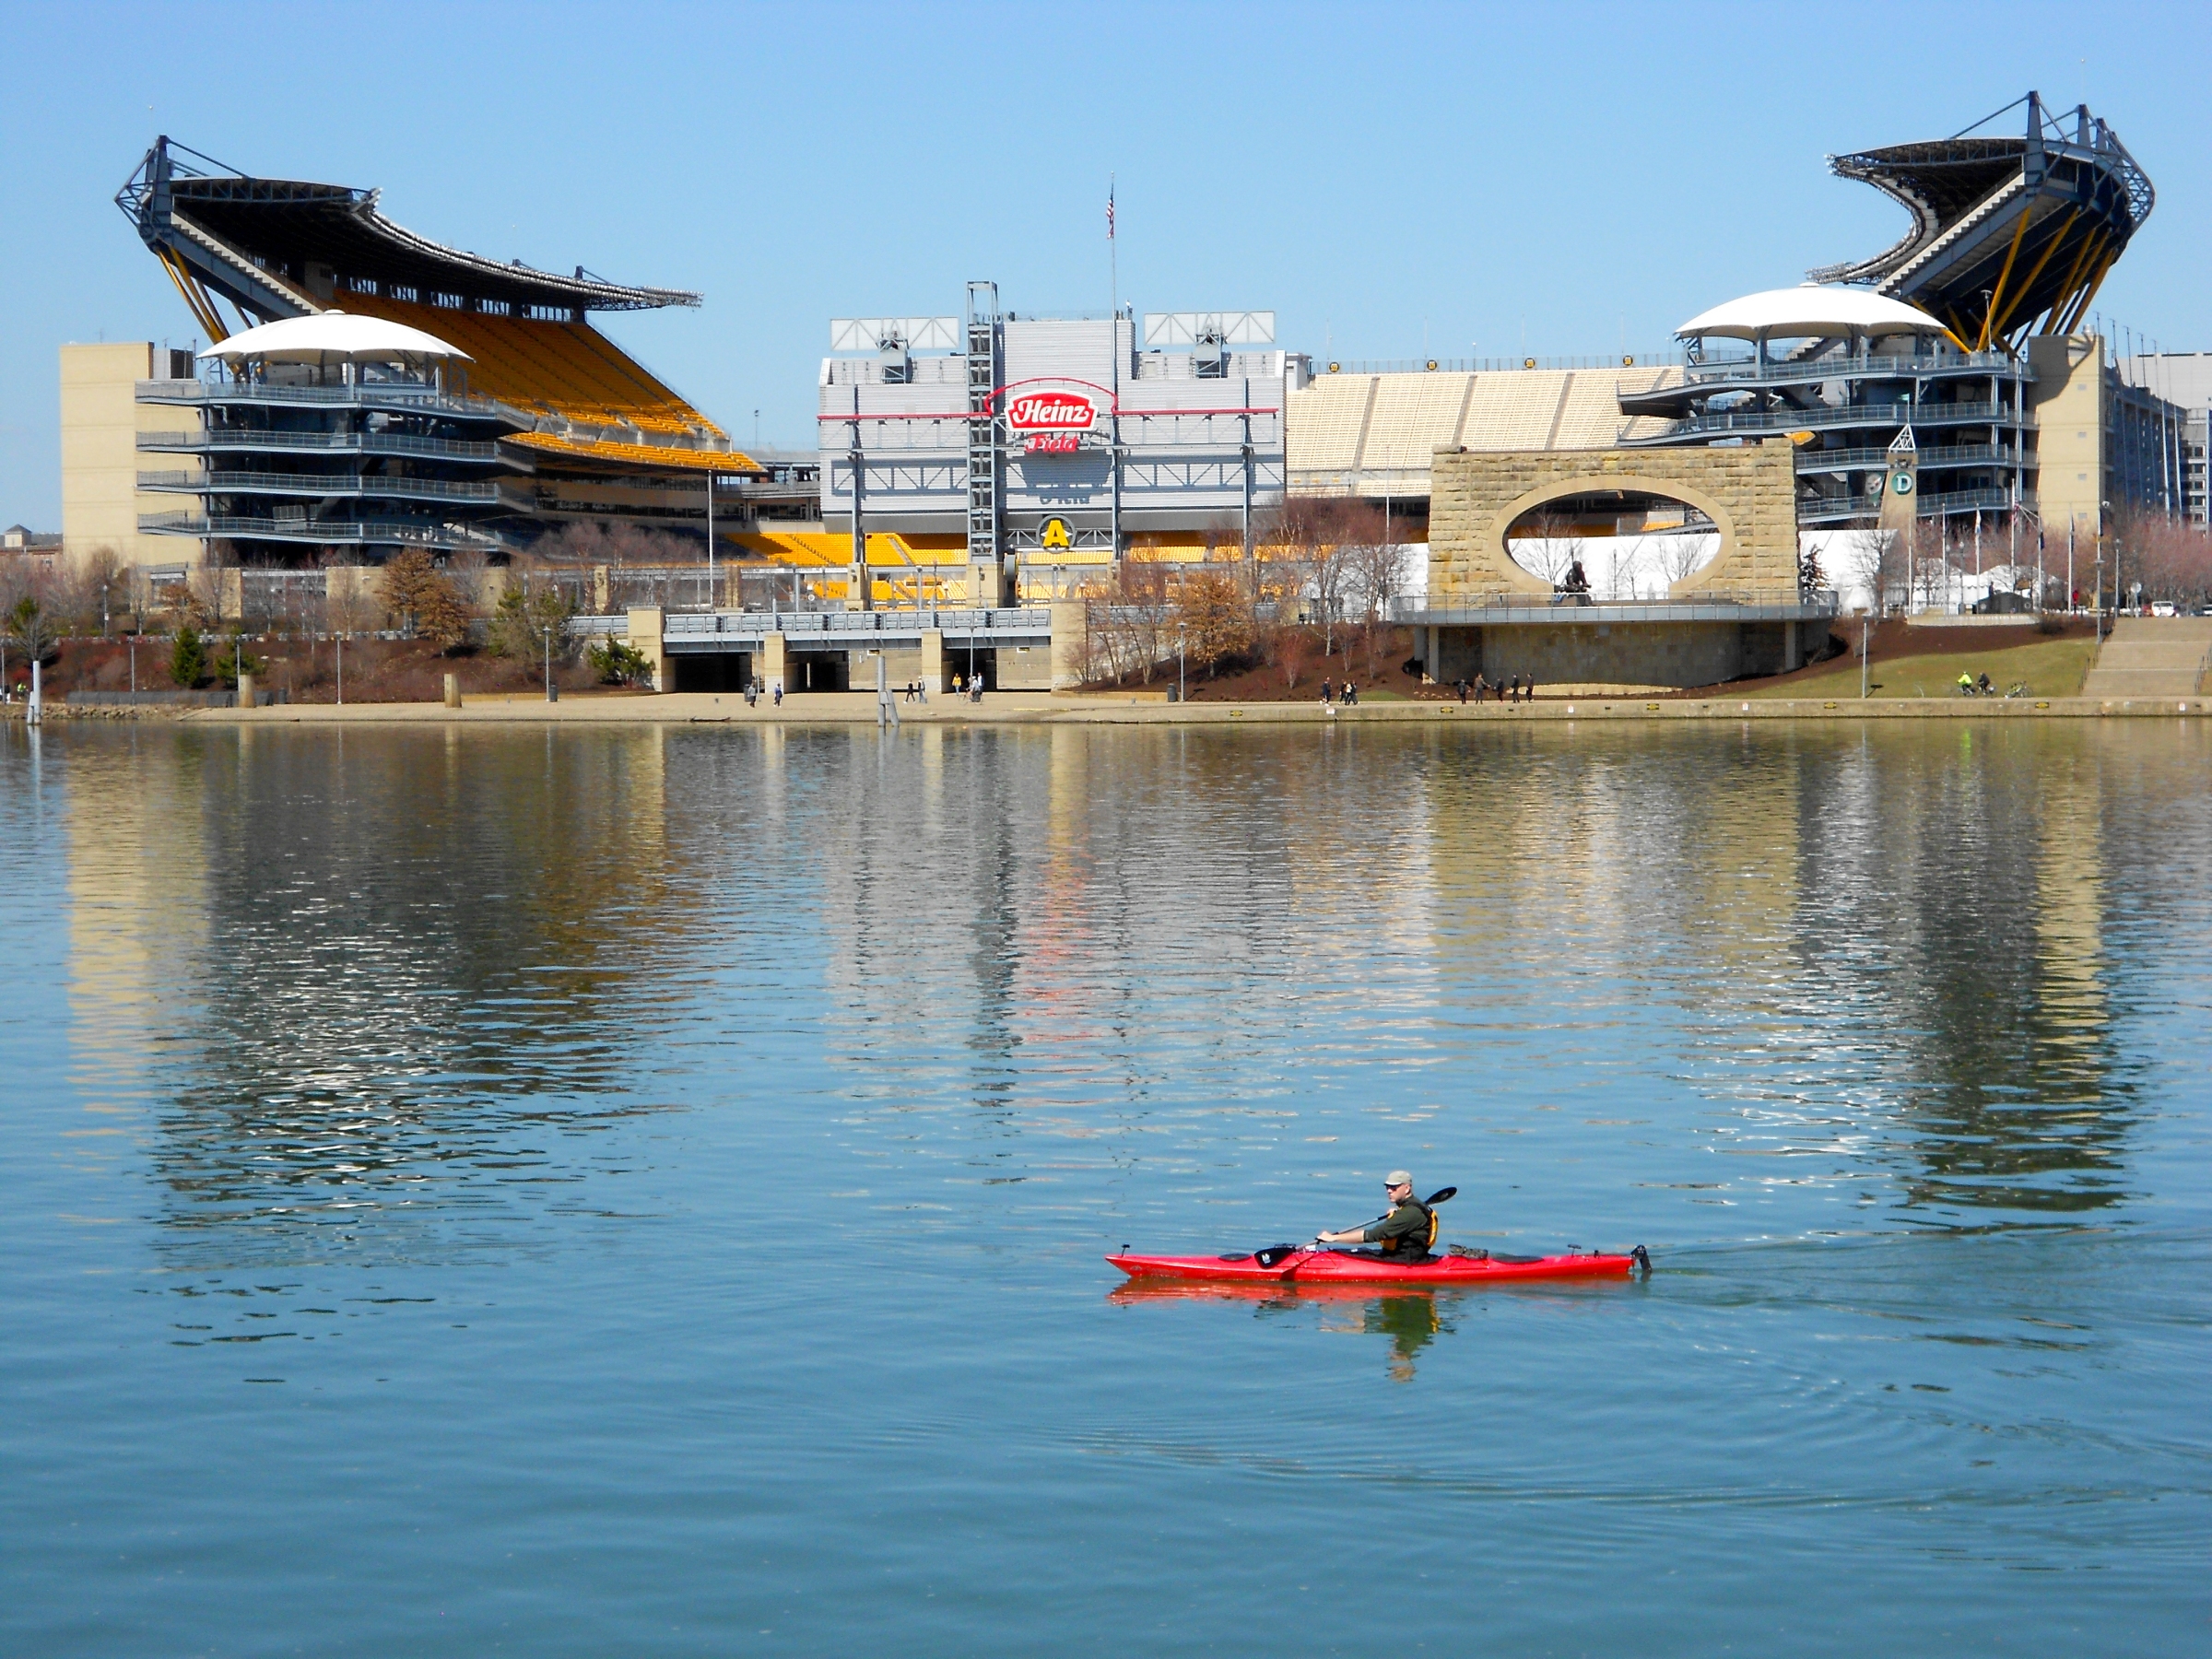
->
[{"left": 7, "top": 688, "right": 2197, "bottom": 725}]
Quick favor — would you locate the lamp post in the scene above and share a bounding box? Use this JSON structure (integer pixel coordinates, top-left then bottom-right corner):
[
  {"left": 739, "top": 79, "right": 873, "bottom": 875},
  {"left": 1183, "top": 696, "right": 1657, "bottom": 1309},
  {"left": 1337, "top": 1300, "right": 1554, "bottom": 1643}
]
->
[
  {"left": 2098, "top": 500, "right": 2112, "bottom": 641},
  {"left": 2014, "top": 501, "right": 2045, "bottom": 614},
  {"left": 2107, "top": 501, "right": 2123, "bottom": 620},
  {"left": 540, "top": 624, "right": 555, "bottom": 702}
]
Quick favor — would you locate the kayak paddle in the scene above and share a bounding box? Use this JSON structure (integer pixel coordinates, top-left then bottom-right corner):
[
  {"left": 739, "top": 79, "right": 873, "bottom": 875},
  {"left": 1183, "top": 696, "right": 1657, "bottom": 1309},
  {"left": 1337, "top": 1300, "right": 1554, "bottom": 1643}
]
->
[{"left": 1251, "top": 1187, "right": 1457, "bottom": 1268}]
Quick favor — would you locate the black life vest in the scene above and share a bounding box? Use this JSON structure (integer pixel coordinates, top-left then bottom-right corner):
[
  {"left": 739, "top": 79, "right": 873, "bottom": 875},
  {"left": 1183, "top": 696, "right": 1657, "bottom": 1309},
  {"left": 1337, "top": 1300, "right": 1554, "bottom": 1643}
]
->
[{"left": 1376, "top": 1200, "right": 1438, "bottom": 1259}]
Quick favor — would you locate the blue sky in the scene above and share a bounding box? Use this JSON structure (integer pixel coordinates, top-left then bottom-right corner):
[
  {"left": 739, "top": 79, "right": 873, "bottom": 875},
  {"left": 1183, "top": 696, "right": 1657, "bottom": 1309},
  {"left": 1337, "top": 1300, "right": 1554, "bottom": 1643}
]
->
[{"left": 3, "top": 0, "right": 2206, "bottom": 526}]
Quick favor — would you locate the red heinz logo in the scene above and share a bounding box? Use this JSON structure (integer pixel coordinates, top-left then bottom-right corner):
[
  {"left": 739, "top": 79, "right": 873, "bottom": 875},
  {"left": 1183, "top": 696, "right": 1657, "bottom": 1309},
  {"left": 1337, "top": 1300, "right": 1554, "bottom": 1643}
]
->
[{"left": 1005, "top": 390, "right": 1097, "bottom": 432}]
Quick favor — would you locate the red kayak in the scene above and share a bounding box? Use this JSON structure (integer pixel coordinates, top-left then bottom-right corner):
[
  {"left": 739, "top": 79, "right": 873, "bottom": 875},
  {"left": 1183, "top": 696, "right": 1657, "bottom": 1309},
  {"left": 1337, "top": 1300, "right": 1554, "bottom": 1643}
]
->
[{"left": 1109, "top": 1245, "right": 1647, "bottom": 1286}]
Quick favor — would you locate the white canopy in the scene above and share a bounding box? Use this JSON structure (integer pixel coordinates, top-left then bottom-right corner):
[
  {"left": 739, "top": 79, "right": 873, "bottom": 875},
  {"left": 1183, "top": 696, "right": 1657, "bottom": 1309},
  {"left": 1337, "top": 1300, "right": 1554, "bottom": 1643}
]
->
[
  {"left": 198, "top": 311, "right": 470, "bottom": 364},
  {"left": 1676, "top": 287, "right": 1947, "bottom": 342}
]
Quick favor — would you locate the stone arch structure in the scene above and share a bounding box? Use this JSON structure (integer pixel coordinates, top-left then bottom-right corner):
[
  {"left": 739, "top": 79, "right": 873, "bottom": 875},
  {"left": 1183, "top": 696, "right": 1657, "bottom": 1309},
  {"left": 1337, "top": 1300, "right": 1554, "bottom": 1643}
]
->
[{"left": 1428, "top": 440, "right": 1799, "bottom": 602}]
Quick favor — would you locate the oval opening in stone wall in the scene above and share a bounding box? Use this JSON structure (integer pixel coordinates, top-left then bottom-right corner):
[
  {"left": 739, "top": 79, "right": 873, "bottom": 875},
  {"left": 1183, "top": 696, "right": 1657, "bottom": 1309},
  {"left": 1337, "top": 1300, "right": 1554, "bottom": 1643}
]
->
[{"left": 1504, "top": 489, "right": 1719, "bottom": 600}]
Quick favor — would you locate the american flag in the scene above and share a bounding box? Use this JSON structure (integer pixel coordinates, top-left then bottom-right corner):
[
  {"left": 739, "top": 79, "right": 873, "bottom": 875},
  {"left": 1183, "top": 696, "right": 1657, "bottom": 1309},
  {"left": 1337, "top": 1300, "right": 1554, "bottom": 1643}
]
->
[{"left": 1106, "top": 184, "right": 1114, "bottom": 241}]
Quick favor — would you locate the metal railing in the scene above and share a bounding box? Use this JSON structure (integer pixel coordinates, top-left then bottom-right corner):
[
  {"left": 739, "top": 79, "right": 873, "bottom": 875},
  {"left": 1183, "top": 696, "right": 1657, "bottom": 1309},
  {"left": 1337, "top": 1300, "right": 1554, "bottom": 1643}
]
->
[
  {"left": 137, "top": 512, "right": 522, "bottom": 552},
  {"left": 664, "top": 606, "right": 1046, "bottom": 633},
  {"left": 1629, "top": 400, "right": 2027, "bottom": 442},
  {"left": 1678, "top": 350, "right": 2025, "bottom": 390},
  {"left": 1317, "top": 352, "right": 1688, "bottom": 375},
  {"left": 571, "top": 606, "right": 1053, "bottom": 641},
  {"left": 1798, "top": 488, "right": 2025, "bottom": 523},
  {"left": 1388, "top": 590, "right": 1838, "bottom": 622},
  {"left": 137, "top": 429, "right": 503, "bottom": 461},
  {"left": 136, "top": 379, "right": 505, "bottom": 418},
  {"left": 1286, "top": 466, "right": 1437, "bottom": 497},
  {"left": 137, "top": 470, "right": 501, "bottom": 502},
  {"left": 664, "top": 606, "right": 1048, "bottom": 635},
  {"left": 1796, "top": 443, "right": 2030, "bottom": 473}
]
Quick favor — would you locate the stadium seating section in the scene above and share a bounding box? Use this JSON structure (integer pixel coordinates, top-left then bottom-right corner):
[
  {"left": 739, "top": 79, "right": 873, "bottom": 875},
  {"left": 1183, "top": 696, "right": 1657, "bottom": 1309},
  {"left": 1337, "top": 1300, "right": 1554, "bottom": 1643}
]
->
[
  {"left": 1287, "top": 366, "right": 1687, "bottom": 478},
  {"left": 736, "top": 531, "right": 968, "bottom": 568},
  {"left": 508, "top": 431, "right": 757, "bottom": 474},
  {"left": 339, "top": 291, "right": 727, "bottom": 443}
]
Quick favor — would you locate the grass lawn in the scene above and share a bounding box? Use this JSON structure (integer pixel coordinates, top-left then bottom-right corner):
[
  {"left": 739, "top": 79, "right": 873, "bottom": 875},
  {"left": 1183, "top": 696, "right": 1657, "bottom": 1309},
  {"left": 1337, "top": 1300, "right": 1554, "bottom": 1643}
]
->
[{"left": 1743, "top": 635, "right": 2100, "bottom": 700}]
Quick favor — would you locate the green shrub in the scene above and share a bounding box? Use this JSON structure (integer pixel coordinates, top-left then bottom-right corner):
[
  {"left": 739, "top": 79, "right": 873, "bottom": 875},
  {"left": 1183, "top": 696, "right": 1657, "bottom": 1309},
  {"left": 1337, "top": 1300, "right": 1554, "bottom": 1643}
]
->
[
  {"left": 214, "top": 637, "right": 263, "bottom": 688},
  {"left": 586, "top": 637, "right": 652, "bottom": 685},
  {"left": 488, "top": 582, "right": 573, "bottom": 660},
  {"left": 170, "top": 624, "right": 206, "bottom": 688}
]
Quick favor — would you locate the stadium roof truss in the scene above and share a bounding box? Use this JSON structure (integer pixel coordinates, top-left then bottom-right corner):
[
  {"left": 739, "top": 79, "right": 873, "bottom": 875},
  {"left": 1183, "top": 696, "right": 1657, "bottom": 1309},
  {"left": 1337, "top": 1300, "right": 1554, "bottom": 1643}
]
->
[
  {"left": 116, "top": 135, "right": 700, "bottom": 340},
  {"left": 1806, "top": 92, "right": 2152, "bottom": 353}
]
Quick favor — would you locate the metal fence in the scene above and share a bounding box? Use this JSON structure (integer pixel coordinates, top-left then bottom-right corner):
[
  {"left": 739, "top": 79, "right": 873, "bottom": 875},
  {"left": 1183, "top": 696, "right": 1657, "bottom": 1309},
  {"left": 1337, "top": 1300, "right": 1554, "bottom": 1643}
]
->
[{"left": 238, "top": 569, "right": 328, "bottom": 634}]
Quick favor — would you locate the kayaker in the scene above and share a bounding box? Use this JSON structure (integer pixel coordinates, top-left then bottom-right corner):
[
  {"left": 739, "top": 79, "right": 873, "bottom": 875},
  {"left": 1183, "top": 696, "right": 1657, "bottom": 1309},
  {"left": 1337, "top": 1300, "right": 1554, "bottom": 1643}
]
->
[{"left": 1314, "top": 1171, "right": 1438, "bottom": 1264}]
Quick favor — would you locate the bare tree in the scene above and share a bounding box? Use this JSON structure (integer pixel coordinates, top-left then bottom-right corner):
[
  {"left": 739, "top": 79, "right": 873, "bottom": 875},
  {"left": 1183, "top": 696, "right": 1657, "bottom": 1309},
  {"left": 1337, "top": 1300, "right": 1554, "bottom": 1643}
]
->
[
  {"left": 1836, "top": 530, "right": 1889, "bottom": 615},
  {"left": 2114, "top": 510, "right": 2212, "bottom": 607},
  {"left": 1908, "top": 519, "right": 1955, "bottom": 614},
  {"left": 1170, "top": 569, "right": 1253, "bottom": 677},
  {"left": 1344, "top": 534, "right": 1411, "bottom": 678},
  {"left": 1658, "top": 529, "right": 1718, "bottom": 588},
  {"left": 1506, "top": 505, "right": 1581, "bottom": 591}
]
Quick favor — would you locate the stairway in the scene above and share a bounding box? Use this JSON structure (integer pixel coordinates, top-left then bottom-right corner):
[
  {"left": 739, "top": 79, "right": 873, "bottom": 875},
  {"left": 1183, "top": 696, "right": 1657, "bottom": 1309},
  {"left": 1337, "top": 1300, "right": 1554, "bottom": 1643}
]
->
[{"left": 2080, "top": 618, "right": 2212, "bottom": 699}]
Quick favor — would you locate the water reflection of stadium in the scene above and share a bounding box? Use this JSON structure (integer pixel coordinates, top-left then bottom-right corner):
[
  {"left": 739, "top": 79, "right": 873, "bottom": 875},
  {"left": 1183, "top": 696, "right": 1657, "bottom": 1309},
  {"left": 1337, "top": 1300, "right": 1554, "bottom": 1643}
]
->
[
  {"left": 66, "top": 726, "right": 689, "bottom": 1261},
  {"left": 65, "top": 724, "right": 2147, "bottom": 1255}
]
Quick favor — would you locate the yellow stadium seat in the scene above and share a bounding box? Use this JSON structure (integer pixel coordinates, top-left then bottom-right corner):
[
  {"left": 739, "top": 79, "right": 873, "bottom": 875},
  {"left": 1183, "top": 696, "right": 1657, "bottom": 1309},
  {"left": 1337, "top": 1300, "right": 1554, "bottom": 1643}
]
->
[{"left": 338, "top": 292, "right": 726, "bottom": 446}]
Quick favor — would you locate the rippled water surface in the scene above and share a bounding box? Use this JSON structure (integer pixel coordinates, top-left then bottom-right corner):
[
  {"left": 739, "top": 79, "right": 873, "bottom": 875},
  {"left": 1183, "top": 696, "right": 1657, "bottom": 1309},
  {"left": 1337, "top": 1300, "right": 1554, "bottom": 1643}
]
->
[{"left": 4, "top": 719, "right": 2207, "bottom": 1655}]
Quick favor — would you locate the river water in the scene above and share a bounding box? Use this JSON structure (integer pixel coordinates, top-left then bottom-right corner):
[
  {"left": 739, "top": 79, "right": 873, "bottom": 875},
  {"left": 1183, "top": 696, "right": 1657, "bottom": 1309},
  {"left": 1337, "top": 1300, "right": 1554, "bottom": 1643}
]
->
[{"left": 3, "top": 719, "right": 2206, "bottom": 1655}]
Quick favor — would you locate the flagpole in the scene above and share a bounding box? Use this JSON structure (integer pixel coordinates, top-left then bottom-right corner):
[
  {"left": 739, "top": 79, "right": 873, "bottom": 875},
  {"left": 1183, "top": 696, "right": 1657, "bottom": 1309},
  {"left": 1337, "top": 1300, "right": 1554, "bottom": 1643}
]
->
[{"left": 1109, "top": 174, "right": 1121, "bottom": 573}]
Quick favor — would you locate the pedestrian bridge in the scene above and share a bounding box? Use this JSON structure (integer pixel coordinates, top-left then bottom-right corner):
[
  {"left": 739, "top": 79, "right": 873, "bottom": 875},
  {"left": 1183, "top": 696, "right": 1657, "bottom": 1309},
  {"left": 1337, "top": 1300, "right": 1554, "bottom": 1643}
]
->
[
  {"left": 567, "top": 606, "right": 1052, "bottom": 653},
  {"left": 567, "top": 606, "right": 1059, "bottom": 693}
]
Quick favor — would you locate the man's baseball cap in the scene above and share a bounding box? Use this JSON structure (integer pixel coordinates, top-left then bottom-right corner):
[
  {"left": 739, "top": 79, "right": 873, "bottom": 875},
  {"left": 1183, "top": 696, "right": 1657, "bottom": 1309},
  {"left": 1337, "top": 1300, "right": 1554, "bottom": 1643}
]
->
[{"left": 1385, "top": 1170, "right": 1412, "bottom": 1188}]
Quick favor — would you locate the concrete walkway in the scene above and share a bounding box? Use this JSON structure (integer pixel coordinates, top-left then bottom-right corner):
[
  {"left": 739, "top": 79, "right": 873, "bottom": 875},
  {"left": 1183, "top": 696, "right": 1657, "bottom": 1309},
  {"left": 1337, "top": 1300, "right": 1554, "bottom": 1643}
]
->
[
  {"left": 2081, "top": 618, "right": 2212, "bottom": 698},
  {"left": 135, "top": 689, "right": 2210, "bottom": 726}
]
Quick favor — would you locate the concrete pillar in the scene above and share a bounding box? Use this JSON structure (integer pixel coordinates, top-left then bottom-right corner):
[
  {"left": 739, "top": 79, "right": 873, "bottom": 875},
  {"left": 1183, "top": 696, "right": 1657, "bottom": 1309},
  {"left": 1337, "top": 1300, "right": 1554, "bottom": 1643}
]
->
[
  {"left": 1048, "top": 601, "right": 1086, "bottom": 690},
  {"left": 759, "top": 631, "right": 787, "bottom": 697},
  {"left": 443, "top": 672, "right": 461, "bottom": 709},
  {"left": 237, "top": 670, "right": 255, "bottom": 709},
  {"left": 592, "top": 565, "right": 611, "bottom": 614},
  {"left": 625, "top": 606, "right": 665, "bottom": 691},
  {"left": 920, "top": 629, "right": 945, "bottom": 697}
]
